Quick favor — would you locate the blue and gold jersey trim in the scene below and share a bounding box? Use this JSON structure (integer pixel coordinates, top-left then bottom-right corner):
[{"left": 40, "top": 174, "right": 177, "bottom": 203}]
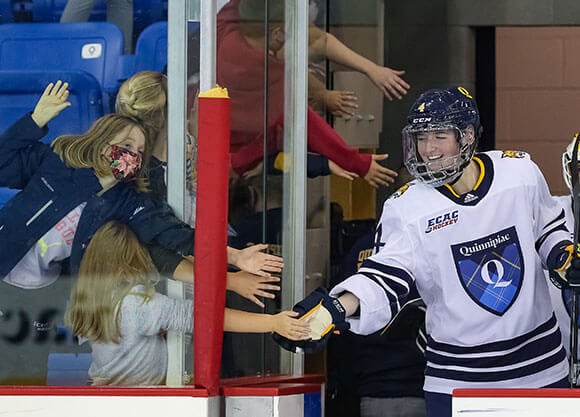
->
[{"left": 438, "top": 154, "right": 494, "bottom": 206}]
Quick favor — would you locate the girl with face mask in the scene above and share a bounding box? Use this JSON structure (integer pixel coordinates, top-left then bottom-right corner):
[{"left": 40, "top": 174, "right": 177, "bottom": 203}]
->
[{"left": 0, "top": 81, "right": 198, "bottom": 289}]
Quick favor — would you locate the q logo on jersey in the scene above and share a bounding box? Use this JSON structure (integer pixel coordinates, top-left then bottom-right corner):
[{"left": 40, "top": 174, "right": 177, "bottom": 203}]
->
[{"left": 451, "top": 226, "right": 523, "bottom": 316}]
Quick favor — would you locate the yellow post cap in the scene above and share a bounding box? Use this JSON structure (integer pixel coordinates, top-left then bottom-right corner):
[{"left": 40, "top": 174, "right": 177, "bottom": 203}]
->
[{"left": 199, "top": 85, "right": 229, "bottom": 98}]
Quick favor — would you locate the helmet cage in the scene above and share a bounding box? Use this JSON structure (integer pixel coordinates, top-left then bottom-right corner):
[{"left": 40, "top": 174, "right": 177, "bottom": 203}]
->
[{"left": 403, "top": 123, "right": 476, "bottom": 188}]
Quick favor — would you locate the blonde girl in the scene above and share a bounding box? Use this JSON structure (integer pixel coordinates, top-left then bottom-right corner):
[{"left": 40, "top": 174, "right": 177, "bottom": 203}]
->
[{"left": 67, "top": 221, "right": 309, "bottom": 385}]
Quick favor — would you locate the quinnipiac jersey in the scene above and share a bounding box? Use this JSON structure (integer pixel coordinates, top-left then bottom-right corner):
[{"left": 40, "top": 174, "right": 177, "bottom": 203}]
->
[{"left": 331, "top": 151, "right": 569, "bottom": 395}]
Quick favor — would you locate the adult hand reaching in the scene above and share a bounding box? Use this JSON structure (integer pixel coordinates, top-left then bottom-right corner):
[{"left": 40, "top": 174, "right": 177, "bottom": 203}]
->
[
  {"left": 363, "top": 154, "right": 398, "bottom": 188},
  {"left": 365, "top": 65, "right": 410, "bottom": 101},
  {"left": 31, "top": 80, "right": 72, "bottom": 128}
]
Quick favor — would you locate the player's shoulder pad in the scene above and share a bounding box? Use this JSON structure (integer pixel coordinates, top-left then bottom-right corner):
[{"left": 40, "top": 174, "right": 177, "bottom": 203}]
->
[
  {"left": 499, "top": 149, "right": 529, "bottom": 160},
  {"left": 387, "top": 181, "right": 416, "bottom": 201}
]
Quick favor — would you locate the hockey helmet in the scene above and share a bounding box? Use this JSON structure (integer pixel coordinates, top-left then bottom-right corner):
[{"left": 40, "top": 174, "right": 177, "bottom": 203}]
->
[
  {"left": 402, "top": 86, "right": 481, "bottom": 187},
  {"left": 562, "top": 133, "right": 580, "bottom": 193}
]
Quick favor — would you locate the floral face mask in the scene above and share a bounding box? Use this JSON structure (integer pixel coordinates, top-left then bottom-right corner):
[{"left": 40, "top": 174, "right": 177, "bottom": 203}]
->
[{"left": 109, "top": 144, "right": 142, "bottom": 181}]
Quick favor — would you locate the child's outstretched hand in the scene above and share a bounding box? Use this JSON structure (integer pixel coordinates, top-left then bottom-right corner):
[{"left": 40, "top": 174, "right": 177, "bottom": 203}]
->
[
  {"left": 229, "top": 244, "right": 284, "bottom": 277},
  {"left": 31, "top": 80, "right": 72, "bottom": 128},
  {"left": 271, "top": 311, "right": 311, "bottom": 341}
]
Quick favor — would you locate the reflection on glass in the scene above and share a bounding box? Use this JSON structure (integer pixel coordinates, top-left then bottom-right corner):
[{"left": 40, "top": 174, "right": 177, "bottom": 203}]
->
[{"left": 188, "top": 0, "right": 201, "bottom": 21}]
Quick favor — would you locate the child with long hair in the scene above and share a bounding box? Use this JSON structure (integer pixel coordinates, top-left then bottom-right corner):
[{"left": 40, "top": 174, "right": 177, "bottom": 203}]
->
[{"left": 66, "top": 220, "right": 309, "bottom": 385}]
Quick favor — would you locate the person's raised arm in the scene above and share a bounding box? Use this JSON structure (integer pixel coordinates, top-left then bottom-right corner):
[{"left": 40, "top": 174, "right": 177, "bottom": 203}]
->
[
  {"left": 31, "top": 80, "right": 71, "bottom": 128},
  {"left": 308, "top": 26, "right": 410, "bottom": 101}
]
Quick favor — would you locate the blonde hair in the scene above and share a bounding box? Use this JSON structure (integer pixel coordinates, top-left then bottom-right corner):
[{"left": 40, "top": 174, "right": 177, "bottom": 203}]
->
[
  {"left": 116, "top": 71, "right": 168, "bottom": 135},
  {"left": 66, "top": 221, "right": 158, "bottom": 344},
  {"left": 51, "top": 114, "right": 151, "bottom": 192}
]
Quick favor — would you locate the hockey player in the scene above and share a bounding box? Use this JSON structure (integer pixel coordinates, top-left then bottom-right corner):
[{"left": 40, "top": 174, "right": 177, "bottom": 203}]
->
[
  {"left": 275, "top": 86, "right": 580, "bottom": 417},
  {"left": 547, "top": 135, "right": 580, "bottom": 356}
]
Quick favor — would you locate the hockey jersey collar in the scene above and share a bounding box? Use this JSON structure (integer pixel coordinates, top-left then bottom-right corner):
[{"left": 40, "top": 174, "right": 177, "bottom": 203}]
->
[{"left": 436, "top": 153, "right": 493, "bottom": 205}]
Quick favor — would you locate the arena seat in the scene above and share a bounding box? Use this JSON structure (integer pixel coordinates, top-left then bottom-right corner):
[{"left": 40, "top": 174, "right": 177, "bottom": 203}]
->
[
  {"left": 133, "top": 0, "right": 167, "bottom": 40},
  {"left": 0, "top": 189, "right": 17, "bottom": 207},
  {"left": 133, "top": 20, "right": 168, "bottom": 73},
  {"left": 0, "top": 22, "right": 123, "bottom": 112},
  {"left": 0, "top": 69, "right": 104, "bottom": 207},
  {"left": 132, "top": 20, "right": 199, "bottom": 75},
  {"left": 0, "top": 70, "right": 104, "bottom": 142},
  {"left": 0, "top": 0, "right": 13, "bottom": 23},
  {"left": 46, "top": 352, "right": 91, "bottom": 386}
]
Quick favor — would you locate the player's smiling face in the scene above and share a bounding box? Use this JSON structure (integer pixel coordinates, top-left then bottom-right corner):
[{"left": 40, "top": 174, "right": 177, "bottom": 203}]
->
[{"left": 416, "top": 129, "right": 459, "bottom": 171}]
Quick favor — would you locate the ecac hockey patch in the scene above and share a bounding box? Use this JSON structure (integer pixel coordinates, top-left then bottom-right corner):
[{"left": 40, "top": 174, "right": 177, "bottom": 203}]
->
[
  {"left": 451, "top": 226, "right": 523, "bottom": 315},
  {"left": 425, "top": 210, "right": 459, "bottom": 233}
]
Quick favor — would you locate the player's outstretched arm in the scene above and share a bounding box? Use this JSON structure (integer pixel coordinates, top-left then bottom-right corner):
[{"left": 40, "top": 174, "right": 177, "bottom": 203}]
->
[
  {"left": 31, "top": 80, "right": 71, "bottom": 128},
  {"left": 273, "top": 287, "right": 357, "bottom": 353}
]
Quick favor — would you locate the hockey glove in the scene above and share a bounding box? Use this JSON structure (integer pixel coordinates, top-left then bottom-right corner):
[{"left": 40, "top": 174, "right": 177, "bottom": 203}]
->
[
  {"left": 547, "top": 241, "right": 580, "bottom": 288},
  {"left": 273, "top": 287, "right": 350, "bottom": 354}
]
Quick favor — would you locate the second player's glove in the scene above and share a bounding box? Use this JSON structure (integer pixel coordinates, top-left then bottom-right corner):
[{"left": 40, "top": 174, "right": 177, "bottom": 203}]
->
[
  {"left": 273, "top": 287, "right": 349, "bottom": 354},
  {"left": 548, "top": 241, "right": 580, "bottom": 288}
]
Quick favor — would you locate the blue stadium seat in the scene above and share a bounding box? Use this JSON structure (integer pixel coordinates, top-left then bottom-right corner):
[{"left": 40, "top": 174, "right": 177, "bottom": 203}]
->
[
  {"left": 134, "top": 0, "right": 167, "bottom": 40},
  {"left": 0, "top": 188, "right": 17, "bottom": 207},
  {"left": 0, "top": 70, "right": 104, "bottom": 142},
  {"left": 0, "top": 69, "right": 104, "bottom": 207},
  {"left": 0, "top": 0, "right": 12, "bottom": 23},
  {"left": 133, "top": 21, "right": 199, "bottom": 75},
  {"left": 47, "top": 353, "right": 91, "bottom": 386},
  {"left": 0, "top": 22, "right": 123, "bottom": 112},
  {"left": 134, "top": 20, "right": 168, "bottom": 73}
]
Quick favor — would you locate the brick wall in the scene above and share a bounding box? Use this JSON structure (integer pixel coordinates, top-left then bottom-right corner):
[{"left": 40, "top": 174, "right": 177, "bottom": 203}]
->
[{"left": 496, "top": 27, "right": 580, "bottom": 195}]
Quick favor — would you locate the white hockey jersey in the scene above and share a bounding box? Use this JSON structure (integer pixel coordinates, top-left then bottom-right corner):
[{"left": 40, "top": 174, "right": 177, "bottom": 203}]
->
[{"left": 331, "top": 151, "right": 569, "bottom": 395}]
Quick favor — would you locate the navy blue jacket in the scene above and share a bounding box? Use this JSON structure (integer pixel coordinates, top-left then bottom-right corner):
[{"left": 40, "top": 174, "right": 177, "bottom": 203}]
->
[{"left": 0, "top": 114, "right": 195, "bottom": 277}]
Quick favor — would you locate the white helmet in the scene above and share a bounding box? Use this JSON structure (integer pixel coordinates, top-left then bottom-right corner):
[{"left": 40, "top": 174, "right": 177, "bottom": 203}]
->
[{"left": 562, "top": 133, "right": 580, "bottom": 193}]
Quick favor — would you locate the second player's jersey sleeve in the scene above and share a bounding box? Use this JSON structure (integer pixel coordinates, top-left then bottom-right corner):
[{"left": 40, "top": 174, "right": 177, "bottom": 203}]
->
[
  {"left": 530, "top": 160, "right": 570, "bottom": 265},
  {"left": 330, "top": 199, "right": 417, "bottom": 335}
]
